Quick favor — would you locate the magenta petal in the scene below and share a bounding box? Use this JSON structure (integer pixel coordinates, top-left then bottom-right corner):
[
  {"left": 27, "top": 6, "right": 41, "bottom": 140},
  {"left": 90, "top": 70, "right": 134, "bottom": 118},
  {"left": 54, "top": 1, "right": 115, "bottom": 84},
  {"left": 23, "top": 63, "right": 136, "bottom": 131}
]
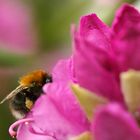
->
[
  {"left": 112, "top": 4, "right": 140, "bottom": 70},
  {"left": 17, "top": 123, "right": 56, "bottom": 140},
  {"left": 32, "top": 94, "right": 89, "bottom": 140},
  {"left": 74, "top": 15, "right": 123, "bottom": 102},
  {"left": 43, "top": 82, "right": 89, "bottom": 130},
  {"left": 79, "top": 14, "right": 111, "bottom": 50},
  {"left": 74, "top": 31, "right": 123, "bottom": 102},
  {"left": 52, "top": 57, "right": 74, "bottom": 82},
  {"left": 93, "top": 103, "right": 140, "bottom": 140},
  {"left": 112, "top": 4, "right": 140, "bottom": 34}
]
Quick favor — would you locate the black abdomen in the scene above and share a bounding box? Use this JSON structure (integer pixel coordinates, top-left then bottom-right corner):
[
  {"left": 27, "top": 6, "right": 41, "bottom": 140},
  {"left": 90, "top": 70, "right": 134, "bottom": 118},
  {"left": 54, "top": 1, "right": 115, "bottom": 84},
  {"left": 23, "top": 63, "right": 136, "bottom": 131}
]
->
[{"left": 10, "top": 86, "right": 43, "bottom": 119}]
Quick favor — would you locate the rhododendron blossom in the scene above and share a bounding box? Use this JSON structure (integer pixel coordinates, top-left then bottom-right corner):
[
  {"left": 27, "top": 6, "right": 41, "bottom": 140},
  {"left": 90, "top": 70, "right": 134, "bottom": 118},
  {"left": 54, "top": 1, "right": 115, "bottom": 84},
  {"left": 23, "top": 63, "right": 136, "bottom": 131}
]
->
[
  {"left": 8, "top": 3, "right": 140, "bottom": 140},
  {"left": 72, "top": 3, "right": 140, "bottom": 140}
]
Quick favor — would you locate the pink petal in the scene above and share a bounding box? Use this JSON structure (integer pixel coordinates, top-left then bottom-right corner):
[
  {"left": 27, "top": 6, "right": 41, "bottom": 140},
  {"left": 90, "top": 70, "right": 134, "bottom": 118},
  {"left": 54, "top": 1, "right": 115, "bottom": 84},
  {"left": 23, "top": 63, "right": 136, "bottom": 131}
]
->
[
  {"left": 32, "top": 93, "right": 89, "bottom": 140},
  {"left": 17, "top": 121, "right": 55, "bottom": 140},
  {"left": 79, "top": 14, "right": 111, "bottom": 50},
  {"left": 74, "top": 15, "right": 124, "bottom": 103},
  {"left": 93, "top": 103, "right": 140, "bottom": 140},
  {"left": 44, "top": 82, "right": 89, "bottom": 129},
  {"left": 112, "top": 4, "right": 140, "bottom": 70},
  {"left": 52, "top": 57, "right": 74, "bottom": 82}
]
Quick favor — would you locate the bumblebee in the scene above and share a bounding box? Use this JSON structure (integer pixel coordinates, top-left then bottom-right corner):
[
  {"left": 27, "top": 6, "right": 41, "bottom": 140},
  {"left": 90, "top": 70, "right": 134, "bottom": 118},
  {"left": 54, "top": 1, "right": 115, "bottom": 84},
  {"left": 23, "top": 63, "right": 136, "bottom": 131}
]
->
[{"left": 0, "top": 70, "right": 52, "bottom": 119}]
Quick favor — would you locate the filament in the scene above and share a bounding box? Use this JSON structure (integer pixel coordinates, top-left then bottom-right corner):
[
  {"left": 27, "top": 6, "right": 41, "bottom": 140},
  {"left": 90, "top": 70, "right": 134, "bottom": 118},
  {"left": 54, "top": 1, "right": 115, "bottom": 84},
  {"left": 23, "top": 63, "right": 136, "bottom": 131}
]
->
[{"left": 9, "top": 118, "right": 34, "bottom": 137}]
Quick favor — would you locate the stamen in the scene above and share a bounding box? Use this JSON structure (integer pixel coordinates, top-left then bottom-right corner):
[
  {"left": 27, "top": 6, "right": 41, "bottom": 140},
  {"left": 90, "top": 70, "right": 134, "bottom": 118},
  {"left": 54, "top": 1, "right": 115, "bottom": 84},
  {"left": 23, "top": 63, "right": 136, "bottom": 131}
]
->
[{"left": 9, "top": 118, "right": 34, "bottom": 138}]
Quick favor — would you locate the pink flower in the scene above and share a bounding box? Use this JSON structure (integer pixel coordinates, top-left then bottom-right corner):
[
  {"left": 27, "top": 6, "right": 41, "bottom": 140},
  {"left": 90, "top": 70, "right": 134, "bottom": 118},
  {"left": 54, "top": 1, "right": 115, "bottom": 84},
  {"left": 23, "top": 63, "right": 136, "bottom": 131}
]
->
[
  {"left": 0, "top": 0, "right": 36, "bottom": 54},
  {"left": 72, "top": 3, "right": 140, "bottom": 140},
  {"left": 73, "top": 4, "right": 140, "bottom": 104},
  {"left": 10, "top": 58, "right": 89, "bottom": 140}
]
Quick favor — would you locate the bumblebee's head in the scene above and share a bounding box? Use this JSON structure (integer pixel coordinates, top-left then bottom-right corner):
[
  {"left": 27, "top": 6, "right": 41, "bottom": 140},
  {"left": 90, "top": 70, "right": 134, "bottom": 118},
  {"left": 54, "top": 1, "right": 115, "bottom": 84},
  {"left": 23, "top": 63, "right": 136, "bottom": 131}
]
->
[{"left": 19, "top": 70, "right": 52, "bottom": 87}]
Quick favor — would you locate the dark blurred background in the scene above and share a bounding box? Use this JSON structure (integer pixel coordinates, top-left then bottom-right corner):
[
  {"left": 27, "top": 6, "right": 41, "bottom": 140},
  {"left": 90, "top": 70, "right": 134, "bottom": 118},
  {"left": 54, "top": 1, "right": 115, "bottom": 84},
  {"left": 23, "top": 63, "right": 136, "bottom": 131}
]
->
[{"left": 0, "top": 0, "right": 139, "bottom": 139}]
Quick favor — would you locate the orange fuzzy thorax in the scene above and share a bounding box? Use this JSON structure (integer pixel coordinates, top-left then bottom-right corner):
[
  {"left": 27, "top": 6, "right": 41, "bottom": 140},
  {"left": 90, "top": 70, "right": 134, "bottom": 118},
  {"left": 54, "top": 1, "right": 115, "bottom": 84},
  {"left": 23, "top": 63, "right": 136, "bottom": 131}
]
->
[{"left": 19, "top": 70, "right": 47, "bottom": 86}]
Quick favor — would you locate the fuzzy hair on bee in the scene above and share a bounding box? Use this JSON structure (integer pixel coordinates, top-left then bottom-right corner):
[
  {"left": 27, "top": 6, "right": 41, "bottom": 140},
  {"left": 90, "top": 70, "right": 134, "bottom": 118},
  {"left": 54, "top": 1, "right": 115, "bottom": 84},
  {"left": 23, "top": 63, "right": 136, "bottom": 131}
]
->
[{"left": 0, "top": 70, "right": 52, "bottom": 119}]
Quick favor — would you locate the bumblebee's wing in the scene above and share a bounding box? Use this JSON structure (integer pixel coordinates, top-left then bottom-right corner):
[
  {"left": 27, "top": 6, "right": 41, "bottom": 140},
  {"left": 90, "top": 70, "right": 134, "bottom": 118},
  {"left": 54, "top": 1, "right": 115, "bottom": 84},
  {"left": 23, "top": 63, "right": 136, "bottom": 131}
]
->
[{"left": 0, "top": 85, "right": 28, "bottom": 104}]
